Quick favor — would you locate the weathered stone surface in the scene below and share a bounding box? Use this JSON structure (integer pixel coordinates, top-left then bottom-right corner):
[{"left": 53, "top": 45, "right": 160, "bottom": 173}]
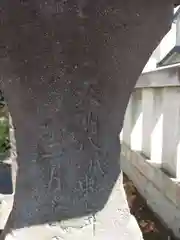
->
[{"left": 0, "top": 0, "right": 173, "bottom": 239}]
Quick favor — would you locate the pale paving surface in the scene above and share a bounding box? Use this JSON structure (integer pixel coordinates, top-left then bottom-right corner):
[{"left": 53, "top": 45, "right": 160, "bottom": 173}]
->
[{"left": 3, "top": 174, "right": 143, "bottom": 240}]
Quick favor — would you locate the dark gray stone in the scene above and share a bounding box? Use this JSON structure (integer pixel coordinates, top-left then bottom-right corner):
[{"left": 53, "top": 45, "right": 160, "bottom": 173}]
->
[{"left": 0, "top": 0, "right": 175, "bottom": 239}]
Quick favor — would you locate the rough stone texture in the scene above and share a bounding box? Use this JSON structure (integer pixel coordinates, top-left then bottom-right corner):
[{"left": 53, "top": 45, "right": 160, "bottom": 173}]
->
[
  {"left": 1, "top": 174, "right": 144, "bottom": 240},
  {"left": 121, "top": 143, "right": 180, "bottom": 238},
  {"left": 0, "top": 0, "right": 173, "bottom": 239}
]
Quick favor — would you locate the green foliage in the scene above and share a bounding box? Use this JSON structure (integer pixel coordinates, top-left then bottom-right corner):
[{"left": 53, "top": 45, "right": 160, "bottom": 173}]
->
[
  {"left": 0, "top": 90, "right": 10, "bottom": 154},
  {"left": 0, "top": 118, "right": 10, "bottom": 153}
]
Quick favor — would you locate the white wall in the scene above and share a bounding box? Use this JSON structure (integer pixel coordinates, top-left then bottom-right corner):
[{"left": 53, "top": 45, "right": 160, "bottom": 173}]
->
[
  {"left": 123, "top": 65, "right": 180, "bottom": 178},
  {"left": 121, "top": 65, "right": 180, "bottom": 238},
  {"left": 143, "top": 23, "right": 177, "bottom": 72},
  {"left": 143, "top": 7, "right": 180, "bottom": 73}
]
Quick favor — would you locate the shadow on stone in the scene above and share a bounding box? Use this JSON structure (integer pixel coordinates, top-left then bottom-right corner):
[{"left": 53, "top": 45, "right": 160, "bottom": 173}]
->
[{"left": 0, "top": 163, "right": 12, "bottom": 195}]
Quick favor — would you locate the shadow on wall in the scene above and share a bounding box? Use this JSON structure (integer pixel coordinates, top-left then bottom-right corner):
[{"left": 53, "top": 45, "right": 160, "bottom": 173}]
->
[
  {"left": 122, "top": 88, "right": 163, "bottom": 160},
  {"left": 122, "top": 85, "right": 180, "bottom": 179}
]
